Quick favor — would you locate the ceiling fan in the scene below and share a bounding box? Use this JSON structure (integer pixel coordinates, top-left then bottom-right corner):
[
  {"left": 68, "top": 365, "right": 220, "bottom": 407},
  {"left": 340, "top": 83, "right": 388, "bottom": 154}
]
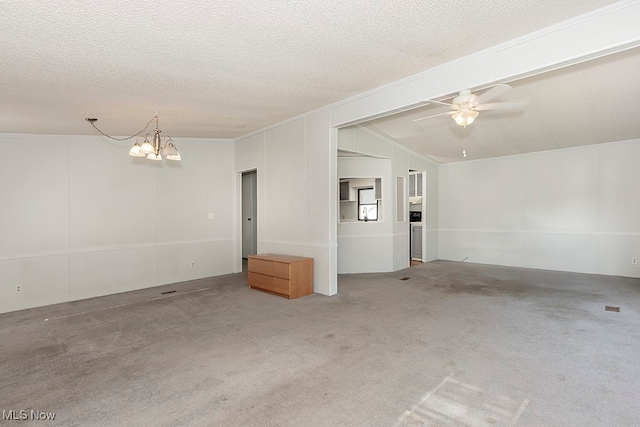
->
[{"left": 413, "top": 84, "right": 526, "bottom": 126}]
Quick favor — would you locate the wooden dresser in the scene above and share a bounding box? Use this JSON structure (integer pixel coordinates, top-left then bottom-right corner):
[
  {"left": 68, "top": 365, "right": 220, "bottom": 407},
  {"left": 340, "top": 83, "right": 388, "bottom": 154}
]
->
[{"left": 247, "top": 254, "right": 313, "bottom": 299}]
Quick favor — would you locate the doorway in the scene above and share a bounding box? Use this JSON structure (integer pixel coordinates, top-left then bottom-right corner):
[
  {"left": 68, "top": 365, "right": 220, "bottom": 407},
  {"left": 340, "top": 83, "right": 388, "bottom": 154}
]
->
[
  {"left": 241, "top": 171, "right": 257, "bottom": 267},
  {"left": 409, "top": 169, "right": 425, "bottom": 266}
]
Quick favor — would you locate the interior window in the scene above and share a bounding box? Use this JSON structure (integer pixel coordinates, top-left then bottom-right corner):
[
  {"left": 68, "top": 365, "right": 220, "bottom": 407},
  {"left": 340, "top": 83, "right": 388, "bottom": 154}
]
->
[{"left": 358, "top": 188, "right": 378, "bottom": 221}]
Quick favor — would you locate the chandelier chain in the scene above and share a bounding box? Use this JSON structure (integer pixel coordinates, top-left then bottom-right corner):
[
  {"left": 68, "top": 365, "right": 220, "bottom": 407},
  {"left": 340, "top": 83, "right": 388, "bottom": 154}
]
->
[{"left": 88, "top": 114, "right": 158, "bottom": 141}]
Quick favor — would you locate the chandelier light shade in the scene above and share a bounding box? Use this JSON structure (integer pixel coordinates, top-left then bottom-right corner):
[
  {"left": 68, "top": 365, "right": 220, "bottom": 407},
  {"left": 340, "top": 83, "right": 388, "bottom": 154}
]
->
[
  {"left": 128, "top": 140, "right": 145, "bottom": 157},
  {"left": 140, "top": 138, "right": 154, "bottom": 155},
  {"left": 162, "top": 140, "right": 181, "bottom": 161},
  {"left": 85, "top": 113, "right": 181, "bottom": 162}
]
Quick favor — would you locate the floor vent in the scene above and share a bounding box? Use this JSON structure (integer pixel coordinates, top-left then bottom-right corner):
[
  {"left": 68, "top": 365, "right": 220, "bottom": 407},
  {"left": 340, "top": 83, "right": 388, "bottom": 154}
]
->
[
  {"left": 400, "top": 277, "right": 410, "bottom": 281},
  {"left": 605, "top": 306, "right": 620, "bottom": 312},
  {"left": 161, "top": 290, "right": 177, "bottom": 295}
]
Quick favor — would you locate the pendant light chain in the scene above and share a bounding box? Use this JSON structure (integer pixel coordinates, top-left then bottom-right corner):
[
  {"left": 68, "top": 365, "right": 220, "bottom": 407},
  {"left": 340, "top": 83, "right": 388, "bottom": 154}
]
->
[
  {"left": 86, "top": 113, "right": 158, "bottom": 142},
  {"left": 462, "top": 125, "right": 467, "bottom": 158}
]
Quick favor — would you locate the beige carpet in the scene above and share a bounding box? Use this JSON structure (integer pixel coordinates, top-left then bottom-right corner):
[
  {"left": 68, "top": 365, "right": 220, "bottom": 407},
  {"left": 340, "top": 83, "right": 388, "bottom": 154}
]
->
[{"left": 1, "top": 261, "right": 639, "bottom": 426}]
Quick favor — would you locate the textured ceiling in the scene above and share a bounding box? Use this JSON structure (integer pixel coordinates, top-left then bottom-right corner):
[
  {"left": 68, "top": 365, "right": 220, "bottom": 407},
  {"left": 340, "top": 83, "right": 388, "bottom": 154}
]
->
[
  {"left": 359, "top": 47, "right": 640, "bottom": 163},
  {"left": 0, "top": 0, "right": 620, "bottom": 138}
]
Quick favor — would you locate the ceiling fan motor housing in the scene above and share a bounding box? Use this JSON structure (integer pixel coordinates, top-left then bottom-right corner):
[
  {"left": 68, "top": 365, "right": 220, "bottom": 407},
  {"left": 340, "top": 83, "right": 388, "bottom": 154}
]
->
[{"left": 453, "top": 90, "right": 479, "bottom": 110}]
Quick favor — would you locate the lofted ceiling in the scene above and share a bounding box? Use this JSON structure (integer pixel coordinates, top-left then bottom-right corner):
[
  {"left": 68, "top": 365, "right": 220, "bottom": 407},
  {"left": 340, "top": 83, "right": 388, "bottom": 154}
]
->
[
  {"left": 358, "top": 47, "right": 640, "bottom": 163},
  {"left": 0, "top": 0, "right": 622, "bottom": 139}
]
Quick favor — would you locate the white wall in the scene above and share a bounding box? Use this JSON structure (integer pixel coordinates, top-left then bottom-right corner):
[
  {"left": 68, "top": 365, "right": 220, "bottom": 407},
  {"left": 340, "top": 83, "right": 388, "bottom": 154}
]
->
[
  {"left": 0, "top": 134, "right": 235, "bottom": 314},
  {"left": 234, "top": 111, "right": 336, "bottom": 295},
  {"left": 438, "top": 139, "right": 640, "bottom": 278},
  {"left": 338, "top": 157, "right": 393, "bottom": 273}
]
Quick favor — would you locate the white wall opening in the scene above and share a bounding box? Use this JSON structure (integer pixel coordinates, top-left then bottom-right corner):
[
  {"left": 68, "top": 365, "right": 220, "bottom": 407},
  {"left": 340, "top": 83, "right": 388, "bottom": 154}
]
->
[
  {"left": 241, "top": 170, "right": 257, "bottom": 261},
  {"left": 235, "top": 168, "right": 258, "bottom": 274}
]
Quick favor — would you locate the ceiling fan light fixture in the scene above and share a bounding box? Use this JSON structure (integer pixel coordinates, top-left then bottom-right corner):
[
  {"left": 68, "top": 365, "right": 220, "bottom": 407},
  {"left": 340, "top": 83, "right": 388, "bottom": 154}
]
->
[
  {"left": 415, "top": 84, "right": 521, "bottom": 126},
  {"left": 452, "top": 109, "right": 479, "bottom": 126}
]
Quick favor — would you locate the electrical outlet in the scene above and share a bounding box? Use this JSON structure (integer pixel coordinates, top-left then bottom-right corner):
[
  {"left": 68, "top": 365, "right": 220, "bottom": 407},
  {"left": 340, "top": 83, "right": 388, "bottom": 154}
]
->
[
  {"left": 633, "top": 257, "right": 638, "bottom": 265},
  {"left": 15, "top": 285, "right": 22, "bottom": 293},
  {"left": 208, "top": 213, "right": 214, "bottom": 220},
  {"left": 190, "top": 262, "right": 196, "bottom": 268}
]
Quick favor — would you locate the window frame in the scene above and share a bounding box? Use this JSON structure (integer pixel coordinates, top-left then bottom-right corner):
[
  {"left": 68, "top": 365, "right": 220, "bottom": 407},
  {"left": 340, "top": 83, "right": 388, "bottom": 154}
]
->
[{"left": 358, "top": 187, "right": 378, "bottom": 221}]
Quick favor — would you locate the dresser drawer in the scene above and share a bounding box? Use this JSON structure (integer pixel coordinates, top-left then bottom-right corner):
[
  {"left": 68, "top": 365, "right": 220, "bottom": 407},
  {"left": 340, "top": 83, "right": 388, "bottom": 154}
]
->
[
  {"left": 248, "top": 272, "right": 274, "bottom": 292},
  {"left": 249, "top": 258, "right": 275, "bottom": 276},
  {"left": 273, "top": 277, "right": 291, "bottom": 295},
  {"left": 274, "top": 262, "right": 291, "bottom": 279}
]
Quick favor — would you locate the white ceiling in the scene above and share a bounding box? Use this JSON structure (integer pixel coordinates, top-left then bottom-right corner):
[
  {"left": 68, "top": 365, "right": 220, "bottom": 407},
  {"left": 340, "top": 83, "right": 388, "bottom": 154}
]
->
[
  {"left": 0, "top": 0, "right": 621, "bottom": 139},
  {"left": 359, "top": 47, "right": 640, "bottom": 163}
]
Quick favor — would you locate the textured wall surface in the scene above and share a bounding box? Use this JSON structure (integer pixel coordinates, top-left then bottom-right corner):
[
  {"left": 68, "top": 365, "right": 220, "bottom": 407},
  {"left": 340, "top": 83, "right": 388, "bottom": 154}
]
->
[
  {"left": 0, "top": 135, "right": 235, "bottom": 313},
  {"left": 438, "top": 139, "right": 640, "bottom": 278}
]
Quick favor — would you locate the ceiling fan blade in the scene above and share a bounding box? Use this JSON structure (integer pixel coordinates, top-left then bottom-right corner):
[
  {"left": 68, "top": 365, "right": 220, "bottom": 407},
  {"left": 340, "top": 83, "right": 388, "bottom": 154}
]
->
[
  {"left": 423, "top": 99, "right": 452, "bottom": 107},
  {"left": 412, "top": 111, "right": 455, "bottom": 122},
  {"left": 475, "top": 101, "right": 527, "bottom": 111},
  {"left": 477, "top": 83, "right": 511, "bottom": 104}
]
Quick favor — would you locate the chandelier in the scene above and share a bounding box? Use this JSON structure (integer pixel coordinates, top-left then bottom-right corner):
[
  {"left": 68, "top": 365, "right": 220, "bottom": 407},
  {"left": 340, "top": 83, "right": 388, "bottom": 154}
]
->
[{"left": 85, "top": 113, "right": 181, "bottom": 161}]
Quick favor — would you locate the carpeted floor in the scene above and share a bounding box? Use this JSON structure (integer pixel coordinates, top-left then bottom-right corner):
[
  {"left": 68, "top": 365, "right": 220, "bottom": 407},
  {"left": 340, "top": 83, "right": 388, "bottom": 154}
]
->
[{"left": 1, "top": 260, "right": 639, "bottom": 426}]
